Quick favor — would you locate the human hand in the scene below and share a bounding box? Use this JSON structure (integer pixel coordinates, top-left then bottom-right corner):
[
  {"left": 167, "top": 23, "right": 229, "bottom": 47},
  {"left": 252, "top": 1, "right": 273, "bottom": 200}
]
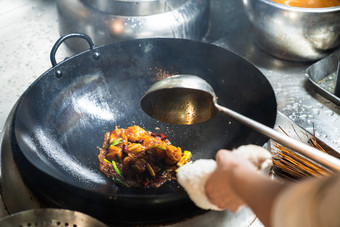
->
[{"left": 204, "top": 149, "right": 257, "bottom": 211}]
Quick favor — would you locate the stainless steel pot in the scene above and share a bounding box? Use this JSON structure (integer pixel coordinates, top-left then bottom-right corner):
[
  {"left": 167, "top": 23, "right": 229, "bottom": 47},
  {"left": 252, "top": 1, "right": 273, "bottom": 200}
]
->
[
  {"left": 57, "top": 0, "right": 210, "bottom": 52},
  {"left": 243, "top": 0, "right": 340, "bottom": 62}
]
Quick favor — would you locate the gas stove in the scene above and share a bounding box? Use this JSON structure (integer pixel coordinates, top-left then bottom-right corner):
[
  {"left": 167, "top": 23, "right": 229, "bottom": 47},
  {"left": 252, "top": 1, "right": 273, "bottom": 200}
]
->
[{"left": 1, "top": 0, "right": 339, "bottom": 226}]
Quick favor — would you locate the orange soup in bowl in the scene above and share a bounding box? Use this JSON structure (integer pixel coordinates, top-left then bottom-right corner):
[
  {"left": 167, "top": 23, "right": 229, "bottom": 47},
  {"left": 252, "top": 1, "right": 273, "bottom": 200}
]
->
[{"left": 272, "top": 0, "right": 340, "bottom": 8}]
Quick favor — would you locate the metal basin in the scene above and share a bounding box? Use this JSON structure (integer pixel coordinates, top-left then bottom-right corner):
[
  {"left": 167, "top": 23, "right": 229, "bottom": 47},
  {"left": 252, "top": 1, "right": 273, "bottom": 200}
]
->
[
  {"left": 57, "top": 0, "right": 210, "bottom": 52},
  {"left": 243, "top": 0, "right": 340, "bottom": 62}
]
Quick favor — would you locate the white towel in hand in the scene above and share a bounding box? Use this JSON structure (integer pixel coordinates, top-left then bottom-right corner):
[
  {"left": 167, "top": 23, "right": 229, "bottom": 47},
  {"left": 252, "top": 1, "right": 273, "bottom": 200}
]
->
[{"left": 176, "top": 144, "right": 272, "bottom": 211}]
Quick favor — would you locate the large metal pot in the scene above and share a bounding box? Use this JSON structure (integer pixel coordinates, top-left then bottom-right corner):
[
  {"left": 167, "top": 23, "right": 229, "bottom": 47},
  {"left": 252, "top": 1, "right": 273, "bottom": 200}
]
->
[
  {"left": 243, "top": 0, "right": 340, "bottom": 62},
  {"left": 11, "top": 34, "right": 277, "bottom": 224},
  {"left": 57, "top": 0, "right": 210, "bottom": 52}
]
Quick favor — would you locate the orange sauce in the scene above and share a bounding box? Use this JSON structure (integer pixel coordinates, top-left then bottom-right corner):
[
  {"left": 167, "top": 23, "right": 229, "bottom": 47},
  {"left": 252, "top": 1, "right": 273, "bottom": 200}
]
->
[{"left": 272, "top": 0, "right": 340, "bottom": 8}]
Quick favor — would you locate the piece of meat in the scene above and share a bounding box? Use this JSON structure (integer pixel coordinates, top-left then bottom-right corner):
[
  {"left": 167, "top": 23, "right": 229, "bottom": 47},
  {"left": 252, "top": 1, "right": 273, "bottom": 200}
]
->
[
  {"left": 125, "top": 126, "right": 147, "bottom": 142},
  {"left": 165, "top": 145, "right": 182, "bottom": 165}
]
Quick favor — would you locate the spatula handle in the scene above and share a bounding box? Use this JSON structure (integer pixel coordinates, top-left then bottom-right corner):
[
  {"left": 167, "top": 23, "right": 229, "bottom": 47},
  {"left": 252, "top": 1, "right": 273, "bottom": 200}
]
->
[{"left": 216, "top": 104, "right": 340, "bottom": 172}]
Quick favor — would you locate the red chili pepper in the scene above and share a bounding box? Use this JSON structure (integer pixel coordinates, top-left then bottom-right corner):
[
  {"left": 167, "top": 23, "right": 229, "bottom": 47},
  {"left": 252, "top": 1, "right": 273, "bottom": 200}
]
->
[{"left": 159, "top": 133, "right": 167, "bottom": 140}]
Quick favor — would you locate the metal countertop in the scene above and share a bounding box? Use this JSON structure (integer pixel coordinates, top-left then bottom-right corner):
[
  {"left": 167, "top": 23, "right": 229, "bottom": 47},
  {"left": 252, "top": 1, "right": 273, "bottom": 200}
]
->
[{"left": 0, "top": 0, "right": 339, "bottom": 226}]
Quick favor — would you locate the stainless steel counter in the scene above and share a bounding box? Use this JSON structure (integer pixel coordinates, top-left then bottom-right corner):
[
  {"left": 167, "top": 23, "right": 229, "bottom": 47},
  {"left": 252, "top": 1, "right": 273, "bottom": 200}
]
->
[{"left": 0, "top": 0, "right": 339, "bottom": 226}]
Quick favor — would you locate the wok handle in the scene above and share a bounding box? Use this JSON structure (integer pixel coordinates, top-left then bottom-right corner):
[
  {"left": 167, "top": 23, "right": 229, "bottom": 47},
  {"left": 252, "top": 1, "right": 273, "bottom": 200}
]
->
[{"left": 50, "top": 33, "right": 95, "bottom": 67}]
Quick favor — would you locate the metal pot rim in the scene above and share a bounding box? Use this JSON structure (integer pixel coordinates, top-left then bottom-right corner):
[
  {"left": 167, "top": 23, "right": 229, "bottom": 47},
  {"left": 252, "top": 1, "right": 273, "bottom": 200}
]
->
[
  {"left": 258, "top": 0, "right": 340, "bottom": 12},
  {"left": 81, "top": 0, "right": 190, "bottom": 16}
]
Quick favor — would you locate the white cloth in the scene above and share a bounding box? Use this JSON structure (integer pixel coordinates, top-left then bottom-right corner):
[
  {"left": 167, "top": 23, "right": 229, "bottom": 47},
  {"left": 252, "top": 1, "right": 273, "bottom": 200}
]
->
[
  {"left": 177, "top": 159, "right": 221, "bottom": 210},
  {"left": 272, "top": 174, "right": 340, "bottom": 227},
  {"left": 232, "top": 144, "right": 272, "bottom": 173},
  {"left": 176, "top": 144, "right": 273, "bottom": 210}
]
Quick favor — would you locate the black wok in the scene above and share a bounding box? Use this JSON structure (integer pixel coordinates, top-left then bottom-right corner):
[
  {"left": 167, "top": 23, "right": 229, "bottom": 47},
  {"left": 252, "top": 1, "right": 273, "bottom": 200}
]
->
[{"left": 13, "top": 34, "right": 277, "bottom": 224}]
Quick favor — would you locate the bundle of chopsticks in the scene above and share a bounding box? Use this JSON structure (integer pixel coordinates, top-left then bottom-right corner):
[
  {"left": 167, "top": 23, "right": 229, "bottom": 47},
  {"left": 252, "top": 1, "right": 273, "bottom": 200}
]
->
[{"left": 270, "top": 126, "right": 333, "bottom": 181}]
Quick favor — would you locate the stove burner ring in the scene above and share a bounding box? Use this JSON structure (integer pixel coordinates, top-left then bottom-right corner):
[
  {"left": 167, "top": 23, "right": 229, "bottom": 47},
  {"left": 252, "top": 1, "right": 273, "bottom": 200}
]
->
[{"left": 0, "top": 208, "right": 107, "bottom": 227}]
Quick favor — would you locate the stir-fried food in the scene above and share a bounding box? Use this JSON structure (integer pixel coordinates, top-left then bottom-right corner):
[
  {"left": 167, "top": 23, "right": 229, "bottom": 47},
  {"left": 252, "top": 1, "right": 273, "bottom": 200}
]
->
[{"left": 98, "top": 126, "right": 192, "bottom": 188}]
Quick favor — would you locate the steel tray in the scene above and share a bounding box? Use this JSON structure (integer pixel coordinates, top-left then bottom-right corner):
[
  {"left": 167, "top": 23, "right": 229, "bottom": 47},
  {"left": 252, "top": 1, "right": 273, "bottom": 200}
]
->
[{"left": 306, "top": 49, "right": 340, "bottom": 105}]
